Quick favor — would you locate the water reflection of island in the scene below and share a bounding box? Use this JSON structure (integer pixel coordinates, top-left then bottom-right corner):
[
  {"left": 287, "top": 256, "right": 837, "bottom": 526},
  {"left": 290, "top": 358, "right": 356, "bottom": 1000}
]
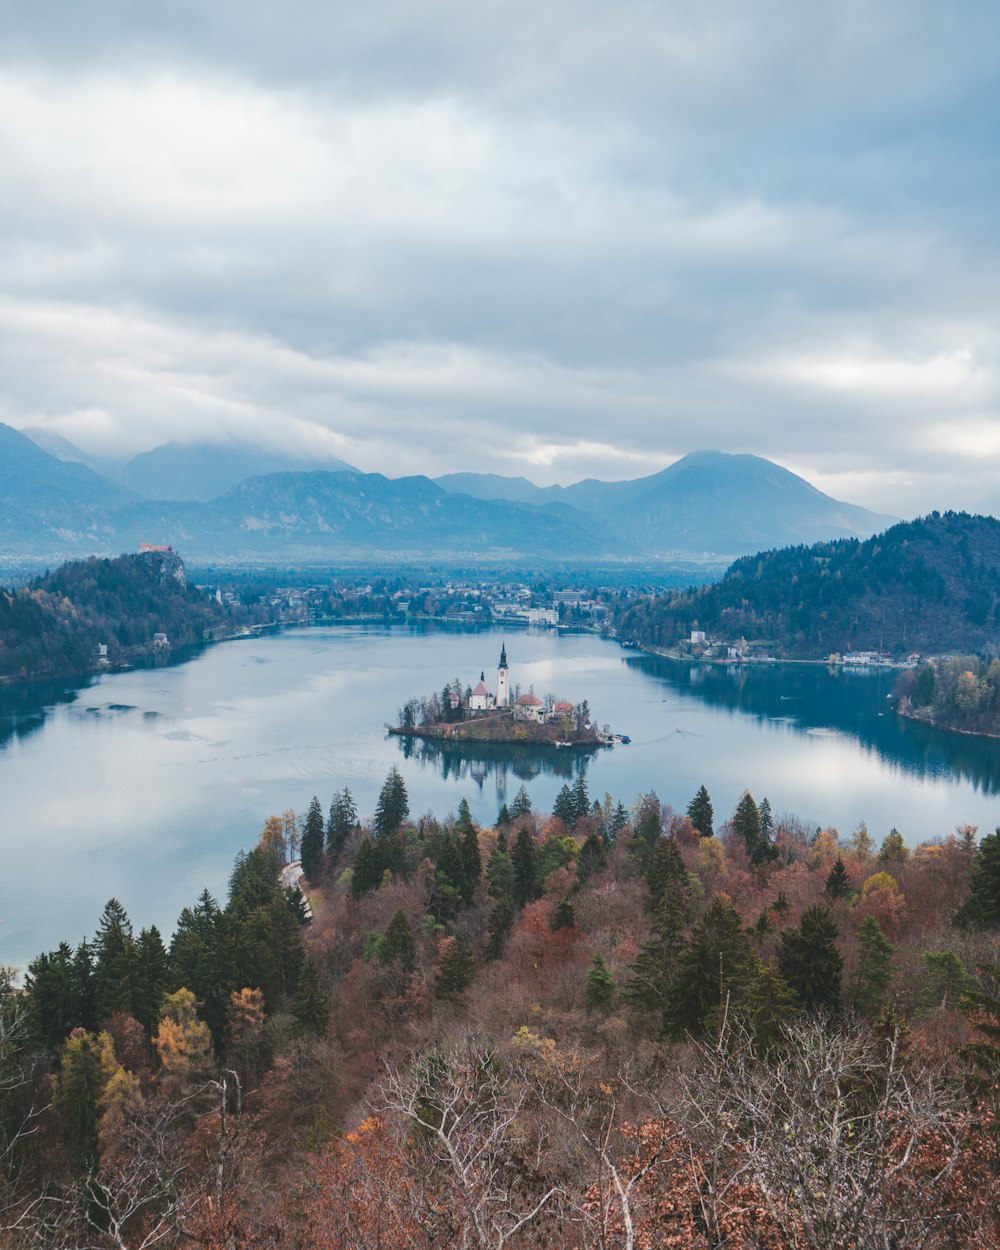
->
[
  {"left": 626, "top": 654, "right": 1000, "bottom": 797},
  {"left": 395, "top": 730, "right": 591, "bottom": 795}
]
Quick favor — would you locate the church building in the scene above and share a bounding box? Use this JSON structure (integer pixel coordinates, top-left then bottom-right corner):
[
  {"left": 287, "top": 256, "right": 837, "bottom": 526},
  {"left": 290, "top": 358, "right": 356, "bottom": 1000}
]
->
[{"left": 468, "top": 672, "right": 493, "bottom": 711}]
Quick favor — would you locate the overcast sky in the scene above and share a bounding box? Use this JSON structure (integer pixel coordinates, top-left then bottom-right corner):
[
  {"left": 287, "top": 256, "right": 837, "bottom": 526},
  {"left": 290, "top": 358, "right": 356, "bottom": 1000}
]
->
[{"left": 1, "top": 0, "right": 998, "bottom": 515}]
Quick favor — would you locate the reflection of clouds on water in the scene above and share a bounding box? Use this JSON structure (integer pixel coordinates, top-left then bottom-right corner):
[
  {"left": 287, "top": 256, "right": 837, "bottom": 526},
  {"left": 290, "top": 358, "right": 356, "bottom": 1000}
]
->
[{"left": 396, "top": 733, "right": 592, "bottom": 800}]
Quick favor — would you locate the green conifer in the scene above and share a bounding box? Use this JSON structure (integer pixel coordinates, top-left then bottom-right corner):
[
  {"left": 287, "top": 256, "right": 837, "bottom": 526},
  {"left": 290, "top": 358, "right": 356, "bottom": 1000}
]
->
[
  {"left": 327, "top": 787, "right": 358, "bottom": 854},
  {"left": 351, "top": 837, "right": 382, "bottom": 898},
  {"left": 645, "top": 836, "right": 686, "bottom": 909},
  {"left": 551, "top": 900, "right": 577, "bottom": 931},
  {"left": 434, "top": 934, "right": 475, "bottom": 1001},
  {"left": 292, "top": 960, "right": 330, "bottom": 1037},
  {"left": 512, "top": 826, "right": 540, "bottom": 908},
  {"left": 374, "top": 766, "right": 409, "bottom": 838},
  {"left": 585, "top": 952, "right": 615, "bottom": 1013},
  {"left": 623, "top": 880, "right": 685, "bottom": 1023},
  {"left": 687, "top": 785, "right": 714, "bottom": 838},
  {"left": 484, "top": 899, "right": 514, "bottom": 961},
  {"left": 300, "top": 795, "right": 325, "bottom": 885},
  {"left": 778, "top": 905, "right": 843, "bottom": 1013},
  {"left": 665, "top": 895, "right": 756, "bottom": 1039},
  {"left": 509, "top": 786, "right": 532, "bottom": 819},
  {"left": 954, "top": 828, "right": 1000, "bottom": 928},
  {"left": 826, "top": 856, "right": 851, "bottom": 899},
  {"left": 380, "top": 909, "right": 417, "bottom": 972},
  {"left": 852, "top": 916, "right": 896, "bottom": 1015}
]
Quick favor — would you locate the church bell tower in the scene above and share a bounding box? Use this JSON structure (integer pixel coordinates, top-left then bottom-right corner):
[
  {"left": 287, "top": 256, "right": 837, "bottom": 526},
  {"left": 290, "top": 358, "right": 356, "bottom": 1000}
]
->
[{"left": 496, "top": 641, "right": 510, "bottom": 707}]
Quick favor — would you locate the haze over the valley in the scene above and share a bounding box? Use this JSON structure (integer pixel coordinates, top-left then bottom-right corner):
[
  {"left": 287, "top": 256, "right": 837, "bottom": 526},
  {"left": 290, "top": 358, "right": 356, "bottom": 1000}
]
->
[{"left": 1, "top": 1, "right": 998, "bottom": 517}]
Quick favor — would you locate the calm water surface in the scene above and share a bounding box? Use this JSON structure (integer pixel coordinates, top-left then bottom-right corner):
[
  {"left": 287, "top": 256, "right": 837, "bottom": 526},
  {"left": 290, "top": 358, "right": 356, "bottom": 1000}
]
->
[{"left": 2, "top": 624, "right": 999, "bottom": 972}]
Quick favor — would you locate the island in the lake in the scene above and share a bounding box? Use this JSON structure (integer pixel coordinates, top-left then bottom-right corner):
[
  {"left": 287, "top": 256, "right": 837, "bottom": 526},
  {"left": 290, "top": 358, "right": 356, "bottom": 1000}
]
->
[{"left": 389, "top": 642, "right": 623, "bottom": 749}]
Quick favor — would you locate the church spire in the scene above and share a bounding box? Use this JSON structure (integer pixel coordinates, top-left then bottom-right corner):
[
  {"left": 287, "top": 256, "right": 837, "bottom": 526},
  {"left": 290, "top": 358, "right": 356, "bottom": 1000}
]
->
[{"left": 496, "top": 641, "right": 510, "bottom": 707}]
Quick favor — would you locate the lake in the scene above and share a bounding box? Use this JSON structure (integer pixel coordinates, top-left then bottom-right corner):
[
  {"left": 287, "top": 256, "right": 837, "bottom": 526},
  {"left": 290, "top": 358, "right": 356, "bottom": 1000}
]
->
[{"left": 2, "top": 623, "right": 999, "bottom": 973}]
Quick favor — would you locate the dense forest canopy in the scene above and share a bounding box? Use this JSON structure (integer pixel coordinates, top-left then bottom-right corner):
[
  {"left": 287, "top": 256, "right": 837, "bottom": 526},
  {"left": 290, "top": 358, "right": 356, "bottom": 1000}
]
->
[
  {"left": 3, "top": 766, "right": 1000, "bottom": 1248},
  {"left": 617, "top": 511, "right": 1000, "bottom": 658},
  {"left": 0, "top": 550, "right": 238, "bottom": 681}
]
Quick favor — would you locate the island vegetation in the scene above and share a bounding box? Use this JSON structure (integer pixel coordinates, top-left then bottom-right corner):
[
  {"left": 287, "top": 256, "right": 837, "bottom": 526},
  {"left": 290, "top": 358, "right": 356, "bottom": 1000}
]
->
[
  {"left": 390, "top": 650, "right": 610, "bottom": 751},
  {"left": 3, "top": 766, "right": 1000, "bottom": 1248}
]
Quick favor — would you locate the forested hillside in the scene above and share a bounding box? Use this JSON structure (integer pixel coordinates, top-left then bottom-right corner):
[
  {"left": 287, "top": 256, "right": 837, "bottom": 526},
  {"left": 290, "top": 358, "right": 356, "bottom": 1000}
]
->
[
  {"left": 0, "top": 550, "right": 238, "bottom": 682},
  {"left": 617, "top": 511, "right": 1000, "bottom": 657},
  {"left": 4, "top": 769, "right": 1000, "bottom": 1248}
]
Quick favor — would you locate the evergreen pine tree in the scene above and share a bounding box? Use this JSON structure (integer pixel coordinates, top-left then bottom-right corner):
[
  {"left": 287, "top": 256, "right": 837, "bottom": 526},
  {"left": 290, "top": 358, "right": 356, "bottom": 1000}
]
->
[
  {"left": 509, "top": 786, "right": 532, "bottom": 819},
  {"left": 512, "top": 826, "right": 540, "bottom": 908},
  {"left": 171, "top": 890, "right": 229, "bottom": 1041},
  {"left": 571, "top": 773, "right": 590, "bottom": 826},
  {"left": 645, "top": 836, "right": 686, "bottom": 909},
  {"left": 73, "top": 941, "right": 97, "bottom": 1031},
  {"left": 778, "top": 905, "right": 843, "bottom": 1013},
  {"left": 135, "top": 925, "right": 169, "bottom": 1036},
  {"left": 301, "top": 795, "right": 325, "bottom": 885},
  {"left": 732, "top": 790, "right": 762, "bottom": 861},
  {"left": 351, "top": 837, "right": 382, "bottom": 898},
  {"left": 954, "top": 828, "right": 1000, "bottom": 928},
  {"left": 25, "top": 944, "right": 80, "bottom": 1048},
  {"left": 578, "top": 833, "right": 606, "bottom": 882},
  {"left": 433, "top": 833, "right": 467, "bottom": 919},
  {"left": 585, "top": 952, "right": 615, "bottom": 1013},
  {"left": 826, "top": 856, "right": 851, "bottom": 899},
  {"left": 496, "top": 803, "right": 512, "bottom": 828},
  {"left": 457, "top": 800, "right": 481, "bottom": 904},
  {"left": 486, "top": 842, "right": 514, "bottom": 900},
  {"left": 380, "top": 909, "right": 417, "bottom": 971},
  {"left": 228, "top": 850, "right": 276, "bottom": 913},
  {"left": 609, "top": 801, "right": 630, "bottom": 841},
  {"left": 434, "top": 934, "right": 476, "bottom": 1001},
  {"left": 634, "top": 793, "right": 663, "bottom": 844},
  {"left": 57, "top": 1031, "right": 103, "bottom": 1173},
  {"left": 687, "top": 785, "right": 714, "bottom": 837},
  {"left": 552, "top": 784, "right": 577, "bottom": 829},
  {"left": 919, "top": 949, "right": 976, "bottom": 1013},
  {"left": 665, "top": 895, "right": 756, "bottom": 1039},
  {"left": 292, "top": 960, "right": 330, "bottom": 1037},
  {"left": 484, "top": 899, "right": 514, "bottom": 962},
  {"left": 376, "top": 826, "right": 407, "bottom": 880},
  {"left": 959, "top": 960, "right": 1000, "bottom": 1097},
  {"left": 852, "top": 916, "right": 895, "bottom": 1016},
  {"left": 623, "top": 880, "right": 685, "bottom": 1023},
  {"left": 736, "top": 963, "right": 798, "bottom": 1049},
  {"left": 551, "top": 900, "right": 577, "bottom": 931},
  {"left": 374, "top": 766, "right": 409, "bottom": 838},
  {"left": 93, "top": 898, "right": 139, "bottom": 1023},
  {"left": 327, "top": 787, "right": 358, "bottom": 854}
]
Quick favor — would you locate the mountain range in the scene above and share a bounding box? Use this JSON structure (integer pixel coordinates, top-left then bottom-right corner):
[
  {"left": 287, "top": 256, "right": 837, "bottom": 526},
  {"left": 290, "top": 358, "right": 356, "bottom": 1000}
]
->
[{"left": 2, "top": 426, "right": 897, "bottom": 564}]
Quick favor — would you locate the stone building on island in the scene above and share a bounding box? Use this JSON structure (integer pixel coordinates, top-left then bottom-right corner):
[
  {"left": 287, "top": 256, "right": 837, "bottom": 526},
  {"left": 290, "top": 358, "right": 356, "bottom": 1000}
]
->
[{"left": 461, "top": 644, "right": 583, "bottom": 728}]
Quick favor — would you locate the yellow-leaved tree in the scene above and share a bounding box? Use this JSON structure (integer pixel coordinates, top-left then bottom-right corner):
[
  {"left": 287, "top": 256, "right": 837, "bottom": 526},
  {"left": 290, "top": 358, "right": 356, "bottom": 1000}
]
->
[{"left": 154, "top": 988, "right": 215, "bottom": 1100}]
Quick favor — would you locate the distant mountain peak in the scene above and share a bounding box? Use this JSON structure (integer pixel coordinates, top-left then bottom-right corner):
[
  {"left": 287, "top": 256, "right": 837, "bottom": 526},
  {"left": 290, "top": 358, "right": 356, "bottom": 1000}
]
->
[{"left": 119, "top": 439, "right": 360, "bottom": 502}]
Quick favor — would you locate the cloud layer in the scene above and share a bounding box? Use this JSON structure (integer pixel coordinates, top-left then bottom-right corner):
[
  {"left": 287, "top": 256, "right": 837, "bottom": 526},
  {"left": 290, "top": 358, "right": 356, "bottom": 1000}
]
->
[{"left": 2, "top": 1, "right": 999, "bottom": 513}]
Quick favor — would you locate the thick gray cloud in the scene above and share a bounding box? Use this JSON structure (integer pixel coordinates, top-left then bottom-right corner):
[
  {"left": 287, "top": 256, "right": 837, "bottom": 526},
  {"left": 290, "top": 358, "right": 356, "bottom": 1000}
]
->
[{"left": 1, "top": 0, "right": 998, "bottom": 514}]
